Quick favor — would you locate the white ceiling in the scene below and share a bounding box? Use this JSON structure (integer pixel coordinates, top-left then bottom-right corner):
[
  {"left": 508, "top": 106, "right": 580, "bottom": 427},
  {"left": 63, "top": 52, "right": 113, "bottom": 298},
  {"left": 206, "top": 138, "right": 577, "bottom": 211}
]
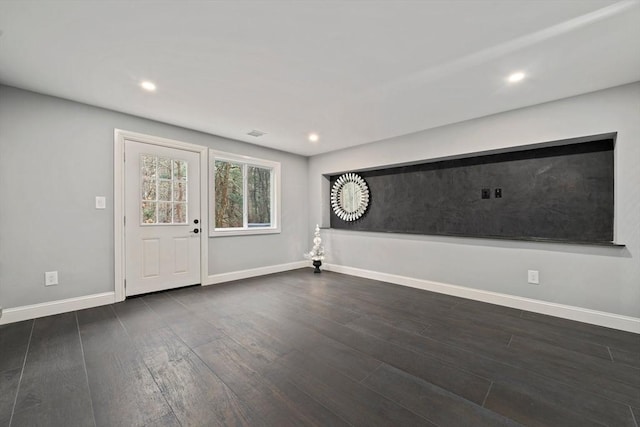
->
[{"left": 1, "top": 1, "right": 639, "bottom": 156}]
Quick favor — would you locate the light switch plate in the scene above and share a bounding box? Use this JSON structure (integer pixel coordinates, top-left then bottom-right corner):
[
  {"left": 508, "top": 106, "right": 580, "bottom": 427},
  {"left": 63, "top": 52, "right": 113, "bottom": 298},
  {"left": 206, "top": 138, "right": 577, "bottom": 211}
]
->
[
  {"left": 45, "top": 271, "right": 58, "bottom": 286},
  {"left": 95, "top": 196, "right": 106, "bottom": 209},
  {"left": 527, "top": 270, "right": 539, "bottom": 285}
]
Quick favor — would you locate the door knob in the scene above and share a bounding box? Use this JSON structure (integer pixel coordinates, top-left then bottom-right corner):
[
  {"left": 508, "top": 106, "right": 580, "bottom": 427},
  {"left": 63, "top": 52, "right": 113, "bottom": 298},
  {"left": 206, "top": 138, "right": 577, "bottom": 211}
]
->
[
  {"left": 194, "top": 219, "right": 199, "bottom": 224},
  {"left": 193, "top": 228, "right": 199, "bottom": 234}
]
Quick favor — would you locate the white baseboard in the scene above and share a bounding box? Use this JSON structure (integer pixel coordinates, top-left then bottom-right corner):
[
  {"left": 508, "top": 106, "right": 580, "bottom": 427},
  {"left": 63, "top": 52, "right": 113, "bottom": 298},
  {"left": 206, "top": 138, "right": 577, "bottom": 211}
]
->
[
  {"left": 0, "top": 292, "right": 116, "bottom": 325},
  {"left": 4, "top": 264, "right": 636, "bottom": 333},
  {"left": 0, "top": 261, "right": 308, "bottom": 325},
  {"left": 323, "top": 263, "right": 640, "bottom": 334},
  {"left": 205, "top": 261, "right": 309, "bottom": 286}
]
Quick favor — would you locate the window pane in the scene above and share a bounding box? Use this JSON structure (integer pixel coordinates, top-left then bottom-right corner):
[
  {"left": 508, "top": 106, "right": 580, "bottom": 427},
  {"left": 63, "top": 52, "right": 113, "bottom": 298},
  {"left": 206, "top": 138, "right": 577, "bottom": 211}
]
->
[
  {"left": 215, "top": 160, "right": 243, "bottom": 228},
  {"left": 142, "top": 202, "right": 156, "bottom": 224},
  {"left": 158, "top": 202, "right": 172, "bottom": 223},
  {"left": 141, "top": 155, "right": 156, "bottom": 179},
  {"left": 158, "top": 181, "right": 171, "bottom": 201},
  {"left": 247, "top": 166, "right": 271, "bottom": 227},
  {"left": 174, "top": 203, "right": 187, "bottom": 224},
  {"left": 173, "top": 160, "right": 187, "bottom": 180},
  {"left": 158, "top": 157, "right": 171, "bottom": 179},
  {"left": 173, "top": 182, "right": 186, "bottom": 202},
  {"left": 142, "top": 179, "right": 156, "bottom": 201}
]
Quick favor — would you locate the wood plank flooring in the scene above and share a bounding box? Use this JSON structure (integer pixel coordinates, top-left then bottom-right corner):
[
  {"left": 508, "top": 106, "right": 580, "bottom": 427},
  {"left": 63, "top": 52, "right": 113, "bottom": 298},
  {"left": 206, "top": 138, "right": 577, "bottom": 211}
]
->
[{"left": 1, "top": 269, "right": 638, "bottom": 426}]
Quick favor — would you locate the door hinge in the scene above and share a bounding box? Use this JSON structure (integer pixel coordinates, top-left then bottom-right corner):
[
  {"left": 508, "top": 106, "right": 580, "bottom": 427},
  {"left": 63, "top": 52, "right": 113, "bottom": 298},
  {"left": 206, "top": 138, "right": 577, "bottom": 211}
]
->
[
  {"left": 124, "top": 216, "right": 126, "bottom": 226},
  {"left": 124, "top": 279, "right": 127, "bottom": 289}
]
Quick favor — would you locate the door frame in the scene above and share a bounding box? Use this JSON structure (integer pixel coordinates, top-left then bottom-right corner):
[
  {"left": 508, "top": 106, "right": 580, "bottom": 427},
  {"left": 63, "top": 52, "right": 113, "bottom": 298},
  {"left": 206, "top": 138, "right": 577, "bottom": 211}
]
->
[{"left": 114, "top": 129, "right": 209, "bottom": 302}]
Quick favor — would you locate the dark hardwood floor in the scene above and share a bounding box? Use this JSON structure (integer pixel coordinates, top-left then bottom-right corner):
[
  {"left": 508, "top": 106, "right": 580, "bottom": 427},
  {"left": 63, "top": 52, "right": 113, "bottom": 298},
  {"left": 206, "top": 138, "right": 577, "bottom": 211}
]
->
[{"left": 1, "top": 269, "right": 638, "bottom": 426}]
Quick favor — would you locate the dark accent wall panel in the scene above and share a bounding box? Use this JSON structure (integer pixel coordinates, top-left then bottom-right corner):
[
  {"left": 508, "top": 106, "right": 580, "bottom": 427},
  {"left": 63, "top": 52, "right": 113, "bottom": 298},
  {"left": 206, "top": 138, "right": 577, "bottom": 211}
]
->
[{"left": 330, "top": 138, "right": 614, "bottom": 243}]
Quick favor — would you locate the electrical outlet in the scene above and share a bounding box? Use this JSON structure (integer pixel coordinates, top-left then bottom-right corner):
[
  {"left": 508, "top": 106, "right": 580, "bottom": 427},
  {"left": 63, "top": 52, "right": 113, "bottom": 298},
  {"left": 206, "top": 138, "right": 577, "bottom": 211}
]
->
[
  {"left": 481, "top": 188, "right": 490, "bottom": 199},
  {"left": 45, "top": 271, "right": 58, "bottom": 286},
  {"left": 527, "top": 270, "right": 539, "bottom": 285}
]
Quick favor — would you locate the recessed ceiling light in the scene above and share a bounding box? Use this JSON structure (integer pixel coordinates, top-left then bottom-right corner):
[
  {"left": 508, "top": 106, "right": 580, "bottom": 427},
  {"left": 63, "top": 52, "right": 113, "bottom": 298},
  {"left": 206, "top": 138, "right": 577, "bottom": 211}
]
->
[
  {"left": 308, "top": 133, "right": 319, "bottom": 142},
  {"left": 507, "top": 72, "right": 526, "bottom": 83},
  {"left": 140, "top": 81, "right": 157, "bottom": 92}
]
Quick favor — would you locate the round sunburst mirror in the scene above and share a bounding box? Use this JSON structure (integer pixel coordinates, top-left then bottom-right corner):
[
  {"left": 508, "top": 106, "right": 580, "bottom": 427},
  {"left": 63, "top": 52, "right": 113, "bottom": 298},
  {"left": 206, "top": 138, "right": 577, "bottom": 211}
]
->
[{"left": 331, "top": 173, "right": 370, "bottom": 221}]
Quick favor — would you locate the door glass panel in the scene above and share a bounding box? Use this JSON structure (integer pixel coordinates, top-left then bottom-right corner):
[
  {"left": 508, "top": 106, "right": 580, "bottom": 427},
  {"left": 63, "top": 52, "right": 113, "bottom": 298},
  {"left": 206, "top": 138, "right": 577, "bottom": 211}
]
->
[
  {"left": 173, "top": 160, "right": 187, "bottom": 180},
  {"left": 158, "top": 202, "right": 172, "bottom": 223},
  {"left": 142, "top": 202, "right": 157, "bottom": 224},
  {"left": 158, "top": 181, "right": 171, "bottom": 201},
  {"left": 174, "top": 203, "right": 187, "bottom": 223},
  {"left": 174, "top": 182, "right": 187, "bottom": 202},
  {"left": 158, "top": 157, "right": 172, "bottom": 179},
  {"left": 141, "top": 155, "right": 157, "bottom": 179},
  {"left": 142, "top": 179, "right": 156, "bottom": 201},
  {"left": 140, "top": 154, "right": 189, "bottom": 225}
]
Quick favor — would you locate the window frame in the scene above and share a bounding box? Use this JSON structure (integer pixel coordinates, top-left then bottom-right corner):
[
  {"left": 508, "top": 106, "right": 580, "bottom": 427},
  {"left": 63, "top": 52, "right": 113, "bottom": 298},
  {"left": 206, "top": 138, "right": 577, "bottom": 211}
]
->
[{"left": 209, "top": 150, "right": 281, "bottom": 237}]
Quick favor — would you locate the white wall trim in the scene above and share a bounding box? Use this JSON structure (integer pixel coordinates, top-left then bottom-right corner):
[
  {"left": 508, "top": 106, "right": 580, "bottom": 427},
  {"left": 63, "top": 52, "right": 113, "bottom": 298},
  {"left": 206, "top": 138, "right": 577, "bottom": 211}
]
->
[
  {"left": 3, "top": 263, "right": 635, "bottom": 333},
  {"left": 323, "top": 263, "right": 640, "bottom": 333},
  {"left": 206, "top": 261, "right": 309, "bottom": 285},
  {"left": 0, "top": 292, "right": 116, "bottom": 325},
  {"left": 0, "top": 261, "right": 307, "bottom": 324}
]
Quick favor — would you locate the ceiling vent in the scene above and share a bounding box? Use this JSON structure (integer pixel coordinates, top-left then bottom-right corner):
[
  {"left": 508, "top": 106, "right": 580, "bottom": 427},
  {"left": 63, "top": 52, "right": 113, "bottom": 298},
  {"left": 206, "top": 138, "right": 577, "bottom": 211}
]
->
[{"left": 247, "top": 130, "right": 266, "bottom": 137}]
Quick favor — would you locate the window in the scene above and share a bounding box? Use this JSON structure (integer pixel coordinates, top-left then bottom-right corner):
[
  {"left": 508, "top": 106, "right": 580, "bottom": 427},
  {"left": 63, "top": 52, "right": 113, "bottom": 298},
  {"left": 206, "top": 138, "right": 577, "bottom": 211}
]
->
[
  {"left": 210, "top": 150, "right": 280, "bottom": 236},
  {"left": 140, "top": 154, "right": 188, "bottom": 224}
]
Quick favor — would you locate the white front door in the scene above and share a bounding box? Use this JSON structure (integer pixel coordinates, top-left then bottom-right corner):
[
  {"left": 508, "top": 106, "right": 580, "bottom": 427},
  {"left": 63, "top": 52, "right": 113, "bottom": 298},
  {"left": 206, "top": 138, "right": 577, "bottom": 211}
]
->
[{"left": 124, "top": 140, "right": 201, "bottom": 296}]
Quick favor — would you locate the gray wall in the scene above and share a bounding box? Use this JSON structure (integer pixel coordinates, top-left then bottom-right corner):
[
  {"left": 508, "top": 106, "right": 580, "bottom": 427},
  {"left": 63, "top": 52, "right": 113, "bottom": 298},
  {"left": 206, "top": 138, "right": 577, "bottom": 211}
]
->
[
  {"left": 308, "top": 82, "right": 640, "bottom": 318},
  {"left": 0, "top": 85, "right": 309, "bottom": 309}
]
